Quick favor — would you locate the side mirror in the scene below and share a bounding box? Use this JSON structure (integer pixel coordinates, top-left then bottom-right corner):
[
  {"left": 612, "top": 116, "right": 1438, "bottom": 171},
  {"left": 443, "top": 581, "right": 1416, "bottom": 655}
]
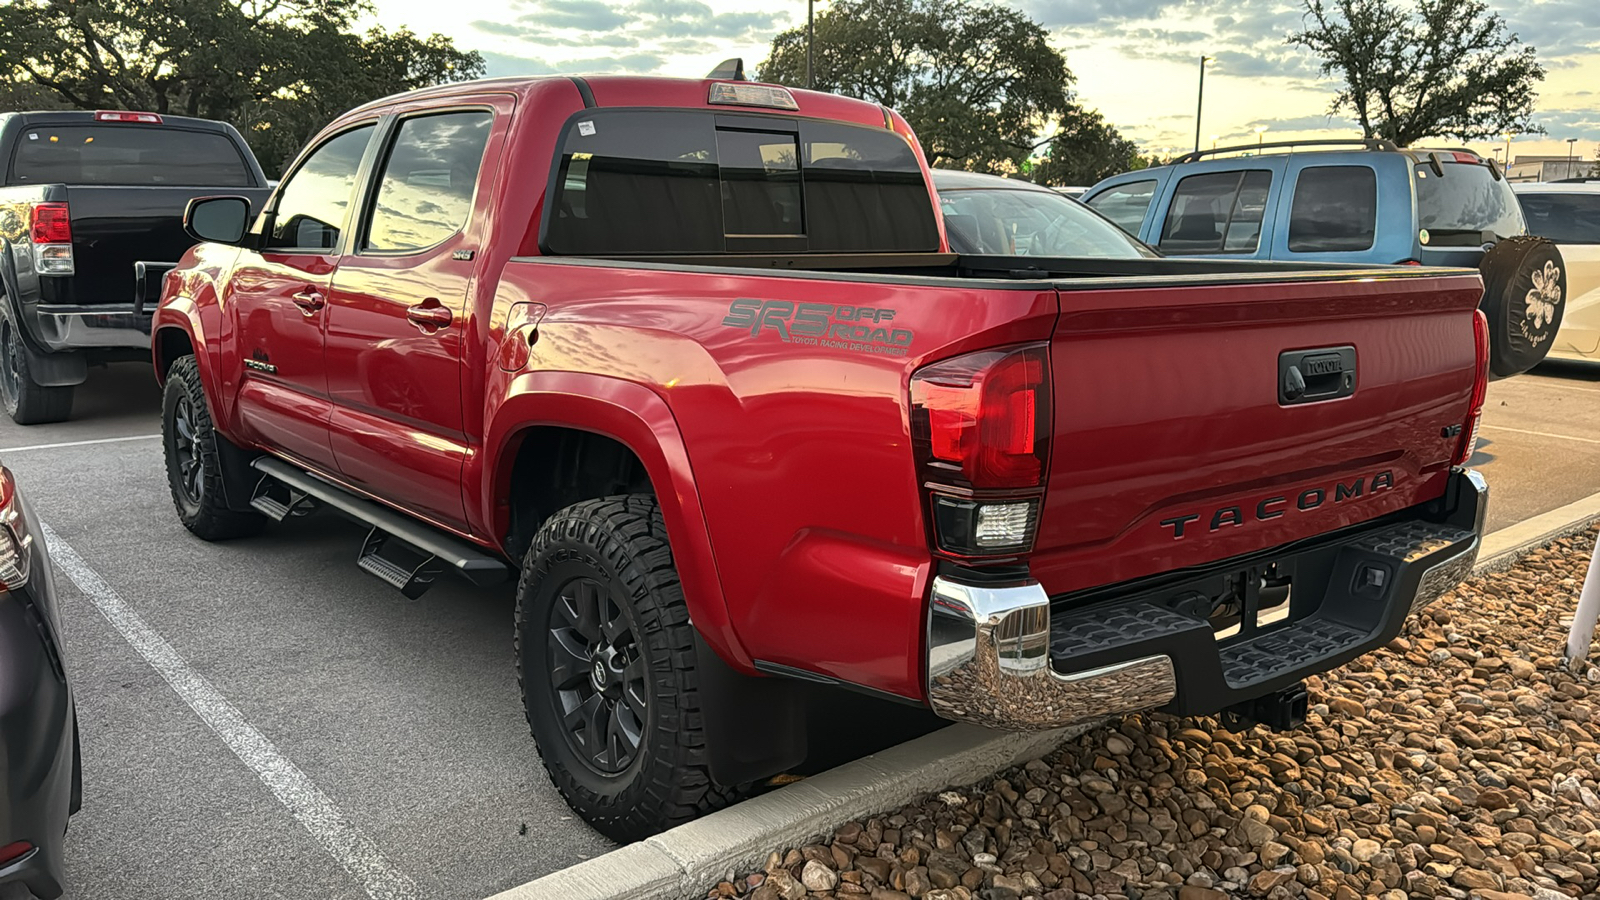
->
[{"left": 184, "top": 196, "right": 252, "bottom": 245}]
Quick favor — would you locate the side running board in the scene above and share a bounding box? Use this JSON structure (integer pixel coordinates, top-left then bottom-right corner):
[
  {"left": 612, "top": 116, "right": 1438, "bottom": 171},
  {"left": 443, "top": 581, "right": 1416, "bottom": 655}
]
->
[{"left": 250, "top": 456, "right": 511, "bottom": 597}]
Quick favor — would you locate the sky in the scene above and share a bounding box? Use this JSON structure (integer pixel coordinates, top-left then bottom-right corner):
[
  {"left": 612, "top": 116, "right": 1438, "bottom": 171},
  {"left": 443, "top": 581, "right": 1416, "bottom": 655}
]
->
[{"left": 367, "top": 0, "right": 1600, "bottom": 165}]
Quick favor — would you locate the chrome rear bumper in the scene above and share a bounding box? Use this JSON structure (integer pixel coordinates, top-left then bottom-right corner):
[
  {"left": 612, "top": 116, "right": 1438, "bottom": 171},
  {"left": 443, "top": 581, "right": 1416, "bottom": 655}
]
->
[{"left": 926, "top": 470, "right": 1486, "bottom": 732}]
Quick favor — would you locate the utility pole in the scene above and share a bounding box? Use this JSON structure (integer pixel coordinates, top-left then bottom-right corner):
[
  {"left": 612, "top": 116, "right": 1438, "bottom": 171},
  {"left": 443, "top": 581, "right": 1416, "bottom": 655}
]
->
[
  {"left": 807, "top": 0, "right": 815, "bottom": 89},
  {"left": 1193, "top": 56, "right": 1213, "bottom": 153}
]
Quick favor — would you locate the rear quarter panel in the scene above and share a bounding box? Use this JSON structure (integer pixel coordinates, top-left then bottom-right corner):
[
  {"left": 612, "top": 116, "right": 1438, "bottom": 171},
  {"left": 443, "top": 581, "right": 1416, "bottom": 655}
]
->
[{"left": 487, "top": 260, "right": 1057, "bottom": 699}]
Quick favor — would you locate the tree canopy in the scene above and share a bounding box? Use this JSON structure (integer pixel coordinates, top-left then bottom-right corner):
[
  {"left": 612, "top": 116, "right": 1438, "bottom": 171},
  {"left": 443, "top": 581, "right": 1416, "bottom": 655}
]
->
[
  {"left": 1288, "top": 0, "right": 1544, "bottom": 146},
  {"left": 758, "top": 0, "right": 1086, "bottom": 173},
  {"left": 0, "top": 0, "right": 483, "bottom": 175},
  {"left": 1031, "top": 107, "right": 1146, "bottom": 187}
]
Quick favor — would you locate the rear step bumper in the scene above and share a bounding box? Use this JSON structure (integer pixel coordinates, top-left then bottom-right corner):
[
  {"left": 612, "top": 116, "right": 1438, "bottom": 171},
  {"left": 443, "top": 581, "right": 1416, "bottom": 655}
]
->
[{"left": 926, "top": 469, "right": 1485, "bottom": 731}]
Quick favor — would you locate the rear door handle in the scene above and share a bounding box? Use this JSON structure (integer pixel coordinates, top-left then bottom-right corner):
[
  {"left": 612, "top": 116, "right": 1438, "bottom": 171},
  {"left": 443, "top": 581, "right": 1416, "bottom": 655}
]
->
[
  {"left": 406, "top": 299, "right": 454, "bottom": 333},
  {"left": 291, "top": 288, "right": 325, "bottom": 315}
]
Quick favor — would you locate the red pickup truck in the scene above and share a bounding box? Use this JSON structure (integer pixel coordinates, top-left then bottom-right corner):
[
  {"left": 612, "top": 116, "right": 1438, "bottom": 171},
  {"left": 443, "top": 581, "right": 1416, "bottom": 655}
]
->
[{"left": 154, "top": 72, "right": 1489, "bottom": 841}]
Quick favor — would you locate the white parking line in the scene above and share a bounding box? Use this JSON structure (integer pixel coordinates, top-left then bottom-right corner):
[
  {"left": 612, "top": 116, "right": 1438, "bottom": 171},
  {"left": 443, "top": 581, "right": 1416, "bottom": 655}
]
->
[
  {"left": 40, "top": 522, "right": 420, "bottom": 900},
  {"left": 0, "top": 434, "right": 160, "bottom": 454},
  {"left": 1479, "top": 424, "right": 1600, "bottom": 446}
]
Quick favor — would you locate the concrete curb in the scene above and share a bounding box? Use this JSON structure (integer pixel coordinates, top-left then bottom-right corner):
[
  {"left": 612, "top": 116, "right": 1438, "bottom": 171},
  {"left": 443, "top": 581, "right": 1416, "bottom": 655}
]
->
[
  {"left": 1474, "top": 488, "right": 1600, "bottom": 571},
  {"left": 488, "top": 490, "right": 1600, "bottom": 900}
]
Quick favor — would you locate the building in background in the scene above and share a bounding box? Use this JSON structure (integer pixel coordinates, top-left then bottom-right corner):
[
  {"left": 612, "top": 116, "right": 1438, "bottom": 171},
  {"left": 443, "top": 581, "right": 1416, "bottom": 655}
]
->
[{"left": 1507, "top": 155, "right": 1597, "bottom": 182}]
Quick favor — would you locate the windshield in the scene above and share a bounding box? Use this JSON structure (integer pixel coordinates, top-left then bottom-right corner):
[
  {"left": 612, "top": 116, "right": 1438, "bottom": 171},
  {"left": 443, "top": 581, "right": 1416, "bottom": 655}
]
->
[
  {"left": 939, "top": 187, "right": 1155, "bottom": 258},
  {"left": 10, "top": 124, "right": 253, "bottom": 186},
  {"left": 1414, "top": 162, "right": 1525, "bottom": 244}
]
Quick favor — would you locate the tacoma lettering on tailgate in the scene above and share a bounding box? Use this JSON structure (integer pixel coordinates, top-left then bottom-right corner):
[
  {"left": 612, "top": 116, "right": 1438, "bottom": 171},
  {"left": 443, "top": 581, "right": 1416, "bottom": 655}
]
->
[{"left": 1159, "top": 471, "right": 1395, "bottom": 538}]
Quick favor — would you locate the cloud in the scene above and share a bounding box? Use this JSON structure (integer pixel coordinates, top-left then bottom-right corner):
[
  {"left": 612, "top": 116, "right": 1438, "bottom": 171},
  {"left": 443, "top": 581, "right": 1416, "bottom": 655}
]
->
[
  {"left": 478, "top": 49, "right": 666, "bottom": 77},
  {"left": 534, "top": 0, "right": 630, "bottom": 30}
]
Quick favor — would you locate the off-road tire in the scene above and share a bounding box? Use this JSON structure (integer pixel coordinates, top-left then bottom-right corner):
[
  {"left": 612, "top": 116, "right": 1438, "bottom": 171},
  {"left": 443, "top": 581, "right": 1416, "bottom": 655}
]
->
[
  {"left": 1478, "top": 236, "right": 1566, "bottom": 379},
  {"left": 162, "top": 355, "right": 264, "bottom": 540},
  {"left": 515, "top": 494, "right": 744, "bottom": 843},
  {"left": 0, "top": 306, "right": 72, "bottom": 425}
]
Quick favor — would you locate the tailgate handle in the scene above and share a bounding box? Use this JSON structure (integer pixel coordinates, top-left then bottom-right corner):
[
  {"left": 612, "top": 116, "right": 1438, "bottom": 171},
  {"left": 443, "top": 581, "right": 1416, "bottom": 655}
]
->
[{"left": 1279, "top": 346, "right": 1356, "bottom": 405}]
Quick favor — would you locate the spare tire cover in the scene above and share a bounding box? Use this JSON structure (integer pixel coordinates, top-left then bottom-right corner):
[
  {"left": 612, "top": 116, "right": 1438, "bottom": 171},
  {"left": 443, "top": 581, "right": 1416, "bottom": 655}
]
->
[{"left": 1478, "top": 236, "right": 1567, "bottom": 379}]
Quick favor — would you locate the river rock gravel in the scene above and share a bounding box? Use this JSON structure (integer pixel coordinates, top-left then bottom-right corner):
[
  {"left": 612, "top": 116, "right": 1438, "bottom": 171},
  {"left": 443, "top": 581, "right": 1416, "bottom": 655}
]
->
[{"left": 707, "top": 527, "right": 1600, "bottom": 900}]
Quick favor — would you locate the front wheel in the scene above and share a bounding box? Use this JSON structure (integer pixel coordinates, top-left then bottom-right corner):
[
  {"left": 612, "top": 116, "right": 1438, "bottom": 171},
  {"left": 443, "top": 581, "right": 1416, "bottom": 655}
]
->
[
  {"left": 515, "top": 495, "right": 744, "bottom": 842},
  {"left": 162, "top": 355, "right": 264, "bottom": 541},
  {"left": 0, "top": 312, "right": 72, "bottom": 425}
]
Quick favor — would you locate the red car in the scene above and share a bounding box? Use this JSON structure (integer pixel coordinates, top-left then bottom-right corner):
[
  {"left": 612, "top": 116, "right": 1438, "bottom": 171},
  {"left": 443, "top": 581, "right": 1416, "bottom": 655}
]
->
[{"left": 154, "top": 71, "right": 1489, "bottom": 841}]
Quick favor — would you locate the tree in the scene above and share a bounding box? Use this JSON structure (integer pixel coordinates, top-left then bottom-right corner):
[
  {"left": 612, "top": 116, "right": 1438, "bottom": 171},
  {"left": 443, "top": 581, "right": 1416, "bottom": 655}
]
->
[
  {"left": 1288, "top": 0, "right": 1543, "bottom": 147},
  {"left": 1032, "top": 107, "right": 1144, "bottom": 187},
  {"left": 758, "top": 0, "right": 1074, "bottom": 172},
  {"left": 0, "top": 0, "right": 482, "bottom": 175}
]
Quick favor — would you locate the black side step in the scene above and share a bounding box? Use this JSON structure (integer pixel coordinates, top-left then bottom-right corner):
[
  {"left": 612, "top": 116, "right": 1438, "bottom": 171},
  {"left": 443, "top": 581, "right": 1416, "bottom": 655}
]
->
[
  {"left": 250, "top": 478, "right": 319, "bottom": 521},
  {"left": 250, "top": 456, "right": 511, "bottom": 591}
]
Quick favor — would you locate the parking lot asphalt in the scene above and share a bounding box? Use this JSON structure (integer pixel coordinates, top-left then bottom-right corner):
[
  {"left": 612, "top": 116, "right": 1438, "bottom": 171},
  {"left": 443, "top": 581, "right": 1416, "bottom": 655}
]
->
[
  {"left": 3, "top": 356, "right": 1596, "bottom": 900},
  {"left": 4, "top": 366, "right": 612, "bottom": 899}
]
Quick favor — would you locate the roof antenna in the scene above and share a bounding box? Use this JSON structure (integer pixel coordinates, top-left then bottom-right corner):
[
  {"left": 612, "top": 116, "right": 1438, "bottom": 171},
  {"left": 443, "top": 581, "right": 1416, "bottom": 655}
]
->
[{"left": 707, "top": 58, "right": 746, "bottom": 81}]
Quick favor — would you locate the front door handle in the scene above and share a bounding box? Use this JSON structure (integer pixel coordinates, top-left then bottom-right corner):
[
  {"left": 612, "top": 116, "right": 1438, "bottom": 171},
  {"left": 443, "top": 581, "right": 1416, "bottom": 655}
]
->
[
  {"left": 406, "top": 299, "right": 454, "bottom": 334},
  {"left": 291, "top": 288, "right": 325, "bottom": 315}
]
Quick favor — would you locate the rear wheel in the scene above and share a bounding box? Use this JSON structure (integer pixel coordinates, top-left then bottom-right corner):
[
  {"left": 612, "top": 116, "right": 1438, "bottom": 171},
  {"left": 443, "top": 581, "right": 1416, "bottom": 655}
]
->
[
  {"left": 0, "top": 310, "right": 73, "bottom": 425},
  {"left": 1478, "top": 236, "right": 1566, "bottom": 379},
  {"left": 515, "top": 495, "right": 745, "bottom": 842},
  {"left": 162, "top": 355, "right": 264, "bottom": 540}
]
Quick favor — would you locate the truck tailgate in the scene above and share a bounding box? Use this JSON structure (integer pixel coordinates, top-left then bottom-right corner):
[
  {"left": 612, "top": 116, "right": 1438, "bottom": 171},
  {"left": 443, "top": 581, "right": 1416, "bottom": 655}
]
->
[
  {"left": 55, "top": 185, "right": 267, "bottom": 306},
  {"left": 1030, "top": 270, "right": 1486, "bottom": 597}
]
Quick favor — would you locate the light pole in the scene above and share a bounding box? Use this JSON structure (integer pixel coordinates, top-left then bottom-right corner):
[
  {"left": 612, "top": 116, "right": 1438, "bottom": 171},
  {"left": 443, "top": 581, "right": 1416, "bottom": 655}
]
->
[
  {"left": 1211, "top": 134, "right": 1219, "bottom": 150},
  {"left": 1569, "top": 138, "right": 1579, "bottom": 179},
  {"left": 1194, "top": 55, "right": 1214, "bottom": 153},
  {"left": 1255, "top": 124, "right": 1268, "bottom": 150},
  {"left": 1502, "top": 131, "right": 1515, "bottom": 168},
  {"left": 807, "top": 0, "right": 815, "bottom": 89}
]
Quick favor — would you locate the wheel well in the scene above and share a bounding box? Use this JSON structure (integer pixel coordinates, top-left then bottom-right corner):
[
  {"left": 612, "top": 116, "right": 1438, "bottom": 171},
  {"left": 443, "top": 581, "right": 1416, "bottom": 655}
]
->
[
  {"left": 504, "top": 427, "right": 653, "bottom": 563},
  {"left": 154, "top": 328, "right": 194, "bottom": 381}
]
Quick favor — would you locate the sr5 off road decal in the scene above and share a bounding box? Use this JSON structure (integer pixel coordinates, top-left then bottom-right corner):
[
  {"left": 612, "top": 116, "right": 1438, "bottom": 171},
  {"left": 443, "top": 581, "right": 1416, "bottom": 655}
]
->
[{"left": 722, "top": 299, "right": 913, "bottom": 357}]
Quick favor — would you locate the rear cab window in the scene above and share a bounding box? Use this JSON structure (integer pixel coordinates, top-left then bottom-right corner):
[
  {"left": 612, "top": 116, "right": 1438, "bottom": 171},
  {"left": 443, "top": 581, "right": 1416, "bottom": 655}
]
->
[
  {"left": 1517, "top": 193, "right": 1600, "bottom": 244},
  {"left": 1288, "top": 166, "right": 1378, "bottom": 252},
  {"left": 10, "top": 124, "right": 253, "bottom": 186},
  {"left": 1159, "top": 170, "right": 1272, "bottom": 254},
  {"left": 1085, "top": 180, "right": 1157, "bottom": 235},
  {"left": 544, "top": 110, "right": 941, "bottom": 255},
  {"left": 1415, "top": 160, "right": 1524, "bottom": 244}
]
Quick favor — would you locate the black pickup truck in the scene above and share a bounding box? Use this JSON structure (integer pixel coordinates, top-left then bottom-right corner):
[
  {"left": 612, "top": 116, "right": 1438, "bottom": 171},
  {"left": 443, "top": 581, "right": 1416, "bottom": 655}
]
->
[{"left": 0, "top": 110, "right": 271, "bottom": 423}]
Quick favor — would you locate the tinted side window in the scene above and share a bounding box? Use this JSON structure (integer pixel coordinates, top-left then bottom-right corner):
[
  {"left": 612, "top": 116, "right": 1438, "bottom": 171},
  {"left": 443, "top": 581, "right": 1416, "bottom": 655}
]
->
[
  {"left": 1288, "top": 166, "right": 1377, "bottom": 252},
  {"left": 11, "top": 125, "right": 252, "bottom": 186},
  {"left": 1086, "top": 180, "right": 1156, "bottom": 235},
  {"left": 1160, "top": 170, "right": 1272, "bottom": 253},
  {"left": 545, "top": 111, "right": 940, "bottom": 255},
  {"left": 1517, "top": 193, "right": 1600, "bottom": 244},
  {"left": 364, "top": 112, "right": 493, "bottom": 253},
  {"left": 264, "top": 125, "right": 375, "bottom": 252}
]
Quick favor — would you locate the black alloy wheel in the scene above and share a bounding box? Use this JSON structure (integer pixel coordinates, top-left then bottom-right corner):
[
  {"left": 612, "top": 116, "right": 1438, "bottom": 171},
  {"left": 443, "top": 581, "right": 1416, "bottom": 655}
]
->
[
  {"left": 170, "top": 391, "right": 205, "bottom": 506},
  {"left": 547, "top": 575, "right": 650, "bottom": 774}
]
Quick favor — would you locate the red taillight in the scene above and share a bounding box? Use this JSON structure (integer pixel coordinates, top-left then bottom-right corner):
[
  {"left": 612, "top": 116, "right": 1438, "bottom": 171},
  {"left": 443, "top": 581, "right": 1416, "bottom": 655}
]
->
[
  {"left": 1449, "top": 151, "right": 1481, "bottom": 164},
  {"left": 911, "top": 345, "right": 1051, "bottom": 558},
  {"left": 0, "top": 840, "right": 32, "bottom": 867},
  {"left": 29, "top": 202, "right": 71, "bottom": 244},
  {"left": 95, "top": 110, "right": 162, "bottom": 123},
  {"left": 911, "top": 344, "right": 1050, "bottom": 490},
  {"left": 0, "top": 466, "right": 32, "bottom": 591},
  {"left": 1452, "top": 310, "right": 1490, "bottom": 466},
  {"left": 1395, "top": 259, "right": 1422, "bottom": 266}
]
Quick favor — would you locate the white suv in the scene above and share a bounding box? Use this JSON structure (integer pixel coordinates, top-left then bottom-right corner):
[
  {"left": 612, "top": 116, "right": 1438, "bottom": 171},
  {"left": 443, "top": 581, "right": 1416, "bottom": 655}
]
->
[{"left": 1515, "top": 181, "right": 1600, "bottom": 364}]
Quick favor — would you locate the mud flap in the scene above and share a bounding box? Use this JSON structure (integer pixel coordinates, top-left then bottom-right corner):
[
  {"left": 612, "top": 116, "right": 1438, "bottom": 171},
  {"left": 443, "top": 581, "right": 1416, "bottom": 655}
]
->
[{"left": 694, "top": 634, "right": 808, "bottom": 786}]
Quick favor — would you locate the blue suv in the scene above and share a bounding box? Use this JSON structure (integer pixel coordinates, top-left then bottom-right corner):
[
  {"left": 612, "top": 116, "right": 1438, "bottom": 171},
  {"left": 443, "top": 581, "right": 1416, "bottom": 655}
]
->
[{"left": 1083, "top": 139, "right": 1567, "bottom": 377}]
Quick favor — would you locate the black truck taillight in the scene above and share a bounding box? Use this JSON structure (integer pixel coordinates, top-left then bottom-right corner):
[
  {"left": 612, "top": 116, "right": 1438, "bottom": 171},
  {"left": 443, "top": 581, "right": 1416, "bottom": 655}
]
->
[
  {"left": 28, "top": 201, "right": 74, "bottom": 276},
  {"left": 910, "top": 344, "right": 1051, "bottom": 558},
  {"left": 1452, "top": 310, "right": 1490, "bottom": 467}
]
